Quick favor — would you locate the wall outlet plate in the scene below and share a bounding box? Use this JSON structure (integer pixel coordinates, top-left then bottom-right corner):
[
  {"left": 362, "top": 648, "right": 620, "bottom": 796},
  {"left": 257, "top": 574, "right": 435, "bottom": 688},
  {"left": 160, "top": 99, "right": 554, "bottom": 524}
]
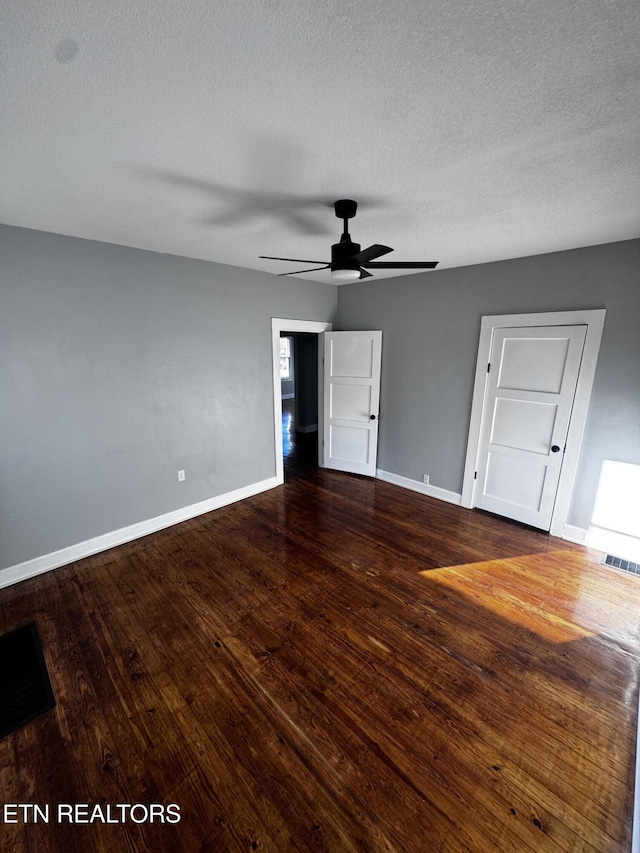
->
[
  {"left": 178, "top": 470, "right": 185, "bottom": 482},
  {"left": 422, "top": 474, "right": 430, "bottom": 485}
]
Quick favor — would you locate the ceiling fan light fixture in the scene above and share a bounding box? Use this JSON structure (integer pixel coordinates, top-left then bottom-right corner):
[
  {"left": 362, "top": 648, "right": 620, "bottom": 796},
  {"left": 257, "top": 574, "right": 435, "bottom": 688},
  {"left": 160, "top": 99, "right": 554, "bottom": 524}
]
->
[{"left": 331, "top": 267, "right": 361, "bottom": 281}]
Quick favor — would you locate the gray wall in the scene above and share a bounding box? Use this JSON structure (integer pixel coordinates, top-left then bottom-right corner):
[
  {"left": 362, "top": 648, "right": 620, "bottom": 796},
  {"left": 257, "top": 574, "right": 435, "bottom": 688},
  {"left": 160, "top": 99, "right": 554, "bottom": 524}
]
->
[
  {"left": 0, "top": 225, "right": 337, "bottom": 571},
  {"left": 337, "top": 238, "right": 640, "bottom": 531},
  {"left": 2, "top": 225, "right": 637, "bottom": 574}
]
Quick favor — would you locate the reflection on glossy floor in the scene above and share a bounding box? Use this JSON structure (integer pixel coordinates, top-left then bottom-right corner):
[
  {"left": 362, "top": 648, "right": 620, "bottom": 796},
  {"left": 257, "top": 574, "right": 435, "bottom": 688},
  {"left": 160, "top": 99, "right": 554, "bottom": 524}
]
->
[
  {"left": 282, "top": 397, "right": 318, "bottom": 480},
  {"left": 0, "top": 466, "right": 638, "bottom": 852}
]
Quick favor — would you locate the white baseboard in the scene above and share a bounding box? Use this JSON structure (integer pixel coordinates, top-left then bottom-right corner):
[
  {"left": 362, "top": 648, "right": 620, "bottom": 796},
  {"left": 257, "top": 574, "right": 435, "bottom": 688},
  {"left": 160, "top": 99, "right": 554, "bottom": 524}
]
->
[
  {"left": 562, "top": 524, "right": 588, "bottom": 545},
  {"left": 586, "top": 526, "right": 640, "bottom": 563},
  {"left": 376, "top": 469, "right": 462, "bottom": 506},
  {"left": 0, "top": 476, "right": 280, "bottom": 591}
]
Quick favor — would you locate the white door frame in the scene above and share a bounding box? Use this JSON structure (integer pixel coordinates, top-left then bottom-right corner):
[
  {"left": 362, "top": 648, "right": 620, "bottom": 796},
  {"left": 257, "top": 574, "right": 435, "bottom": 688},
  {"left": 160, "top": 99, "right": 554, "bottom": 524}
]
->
[
  {"left": 271, "top": 318, "right": 333, "bottom": 484},
  {"left": 461, "top": 309, "right": 606, "bottom": 537}
]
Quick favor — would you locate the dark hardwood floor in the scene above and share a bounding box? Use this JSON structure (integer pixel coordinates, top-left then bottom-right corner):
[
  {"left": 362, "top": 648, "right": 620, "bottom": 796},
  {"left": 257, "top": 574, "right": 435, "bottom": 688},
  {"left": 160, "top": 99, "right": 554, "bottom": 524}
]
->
[
  {"left": 1, "top": 454, "right": 638, "bottom": 852},
  {"left": 282, "top": 398, "right": 318, "bottom": 481}
]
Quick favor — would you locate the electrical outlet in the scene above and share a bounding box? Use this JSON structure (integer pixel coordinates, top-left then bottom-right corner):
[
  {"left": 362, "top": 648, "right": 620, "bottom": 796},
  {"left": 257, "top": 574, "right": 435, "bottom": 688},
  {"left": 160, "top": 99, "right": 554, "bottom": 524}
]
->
[
  {"left": 178, "top": 470, "right": 185, "bottom": 482},
  {"left": 422, "top": 474, "right": 430, "bottom": 485}
]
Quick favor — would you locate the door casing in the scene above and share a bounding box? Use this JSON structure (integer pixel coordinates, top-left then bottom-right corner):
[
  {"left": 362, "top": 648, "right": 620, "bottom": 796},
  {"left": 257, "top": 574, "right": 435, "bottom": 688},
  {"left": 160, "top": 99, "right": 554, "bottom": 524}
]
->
[{"left": 462, "top": 309, "right": 606, "bottom": 537}]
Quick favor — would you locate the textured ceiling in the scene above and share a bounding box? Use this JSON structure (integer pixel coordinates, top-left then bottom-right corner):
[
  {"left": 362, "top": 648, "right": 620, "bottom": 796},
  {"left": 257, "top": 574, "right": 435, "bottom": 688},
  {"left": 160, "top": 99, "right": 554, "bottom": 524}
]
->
[{"left": 2, "top": 0, "right": 639, "bottom": 281}]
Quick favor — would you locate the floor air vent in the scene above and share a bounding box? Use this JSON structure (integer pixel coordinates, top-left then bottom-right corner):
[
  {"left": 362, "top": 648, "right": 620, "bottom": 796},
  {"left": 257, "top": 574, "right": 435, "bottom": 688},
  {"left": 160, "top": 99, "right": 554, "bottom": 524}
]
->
[
  {"left": 0, "top": 621, "right": 56, "bottom": 740},
  {"left": 602, "top": 553, "right": 640, "bottom": 576}
]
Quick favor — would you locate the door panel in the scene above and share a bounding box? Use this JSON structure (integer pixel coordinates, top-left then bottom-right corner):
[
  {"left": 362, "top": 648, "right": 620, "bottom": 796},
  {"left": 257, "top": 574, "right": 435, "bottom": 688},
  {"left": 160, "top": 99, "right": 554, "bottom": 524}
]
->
[
  {"left": 490, "top": 398, "right": 558, "bottom": 453},
  {"left": 331, "top": 337, "right": 376, "bottom": 377},
  {"left": 484, "top": 453, "right": 548, "bottom": 510},
  {"left": 475, "top": 325, "right": 586, "bottom": 528},
  {"left": 331, "top": 383, "right": 372, "bottom": 421},
  {"left": 323, "top": 331, "right": 382, "bottom": 476},
  {"left": 499, "top": 336, "right": 571, "bottom": 392},
  {"left": 330, "top": 425, "right": 371, "bottom": 464}
]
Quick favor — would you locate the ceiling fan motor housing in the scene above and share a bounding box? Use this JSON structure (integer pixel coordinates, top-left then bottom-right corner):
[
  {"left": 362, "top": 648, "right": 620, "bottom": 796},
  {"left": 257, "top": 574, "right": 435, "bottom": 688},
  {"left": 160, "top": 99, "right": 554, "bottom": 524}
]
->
[
  {"left": 331, "top": 240, "right": 361, "bottom": 272},
  {"left": 334, "top": 199, "right": 357, "bottom": 220}
]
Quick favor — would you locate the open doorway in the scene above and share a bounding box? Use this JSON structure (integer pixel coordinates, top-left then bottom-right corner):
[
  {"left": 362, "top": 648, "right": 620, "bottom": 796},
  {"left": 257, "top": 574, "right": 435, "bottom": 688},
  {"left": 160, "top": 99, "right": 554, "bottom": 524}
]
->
[
  {"left": 280, "top": 334, "right": 319, "bottom": 480},
  {"left": 271, "top": 319, "right": 332, "bottom": 485}
]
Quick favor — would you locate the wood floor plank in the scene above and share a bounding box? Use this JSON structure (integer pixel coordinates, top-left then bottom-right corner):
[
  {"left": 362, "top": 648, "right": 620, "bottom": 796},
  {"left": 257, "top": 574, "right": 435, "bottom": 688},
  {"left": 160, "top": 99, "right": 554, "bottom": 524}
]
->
[
  {"left": 244, "top": 594, "right": 625, "bottom": 851},
  {"left": 1, "top": 471, "right": 638, "bottom": 852}
]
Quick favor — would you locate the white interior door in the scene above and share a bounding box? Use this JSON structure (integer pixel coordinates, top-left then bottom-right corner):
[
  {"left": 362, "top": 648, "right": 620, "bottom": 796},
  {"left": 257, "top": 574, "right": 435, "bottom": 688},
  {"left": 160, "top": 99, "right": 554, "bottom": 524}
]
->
[
  {"left": 323, "top": 331, "right": 382, "bottom": 476},
  {"left": 474, "top": 325, "right": 587, "bottom": 529}
]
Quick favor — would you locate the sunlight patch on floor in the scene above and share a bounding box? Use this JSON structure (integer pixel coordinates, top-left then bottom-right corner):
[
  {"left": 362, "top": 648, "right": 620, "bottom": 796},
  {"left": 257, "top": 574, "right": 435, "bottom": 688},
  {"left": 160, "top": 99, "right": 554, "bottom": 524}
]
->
[{"left": 419, "top": 550, "right": 640, "bottom": 645}]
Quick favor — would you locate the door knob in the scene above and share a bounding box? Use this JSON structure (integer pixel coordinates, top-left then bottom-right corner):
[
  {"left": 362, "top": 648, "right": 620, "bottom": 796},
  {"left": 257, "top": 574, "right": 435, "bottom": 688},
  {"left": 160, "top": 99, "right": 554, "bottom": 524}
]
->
[
  {"left": 551, "top": 445, "right": 561, "bottom": 453},
  {"left": 370, "top": 414, "right": 377, "bottom": 420}
]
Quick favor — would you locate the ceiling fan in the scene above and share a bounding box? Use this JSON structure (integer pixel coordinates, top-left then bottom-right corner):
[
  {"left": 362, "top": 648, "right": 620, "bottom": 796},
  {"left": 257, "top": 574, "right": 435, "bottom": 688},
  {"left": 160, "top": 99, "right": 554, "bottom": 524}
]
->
[{"left": 260, "top": 199, "right": 439, "bottom": 281}]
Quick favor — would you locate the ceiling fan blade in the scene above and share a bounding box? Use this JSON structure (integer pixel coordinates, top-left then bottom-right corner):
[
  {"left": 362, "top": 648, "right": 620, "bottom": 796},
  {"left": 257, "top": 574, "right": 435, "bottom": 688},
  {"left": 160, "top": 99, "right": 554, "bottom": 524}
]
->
[
  {"left": 260, "top": 255, "right": 329, "bottom": 264},
  {"left": 358, "top": 268, "right": 373, "bottom": 279},
  {"left": 277, "top": 266, "right": 330, "bottom": 276},
  {"left": 349, "top": 244, "right": 393, "bottom": 265},
  {"left": 363, "top": 261, "right": 439, "bottom": 269}
]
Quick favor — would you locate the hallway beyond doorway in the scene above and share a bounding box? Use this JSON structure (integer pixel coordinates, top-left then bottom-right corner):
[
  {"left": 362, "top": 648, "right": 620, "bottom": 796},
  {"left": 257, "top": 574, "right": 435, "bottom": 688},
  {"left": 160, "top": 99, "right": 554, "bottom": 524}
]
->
[{"left": 282, "top": 398, "right": 318, "bottom": 480}]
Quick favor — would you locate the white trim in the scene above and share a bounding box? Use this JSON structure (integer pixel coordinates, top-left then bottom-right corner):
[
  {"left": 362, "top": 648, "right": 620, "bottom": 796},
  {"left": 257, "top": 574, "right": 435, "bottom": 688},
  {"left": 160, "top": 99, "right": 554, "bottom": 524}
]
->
[
  {"left": 376, "top": 469, "right": 462, "bottom": 505},
  {"left": 0, "top": 476, "right": 279, "bottom": 590},
  {"left": 586, "top": 527, "right": 640, "bottom": 563},
  {"left": 271, "top": 318, "right": 332, "bottom": 482},
  {"left": 375, "top": 474, "right": 592, "bottom": 546},
  {"left": 461, "top": 309, "right": 606, "bottom": 537},
  {"left": 562, "top": 524, "right": 588, "bottom": 545}
]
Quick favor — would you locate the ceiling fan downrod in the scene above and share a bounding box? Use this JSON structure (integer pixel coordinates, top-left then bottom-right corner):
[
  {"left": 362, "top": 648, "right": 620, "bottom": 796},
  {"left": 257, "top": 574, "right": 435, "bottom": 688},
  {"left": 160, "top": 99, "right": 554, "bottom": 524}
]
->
[{"left": 332, "top": 200, "right": 361, "bottom": 276}]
